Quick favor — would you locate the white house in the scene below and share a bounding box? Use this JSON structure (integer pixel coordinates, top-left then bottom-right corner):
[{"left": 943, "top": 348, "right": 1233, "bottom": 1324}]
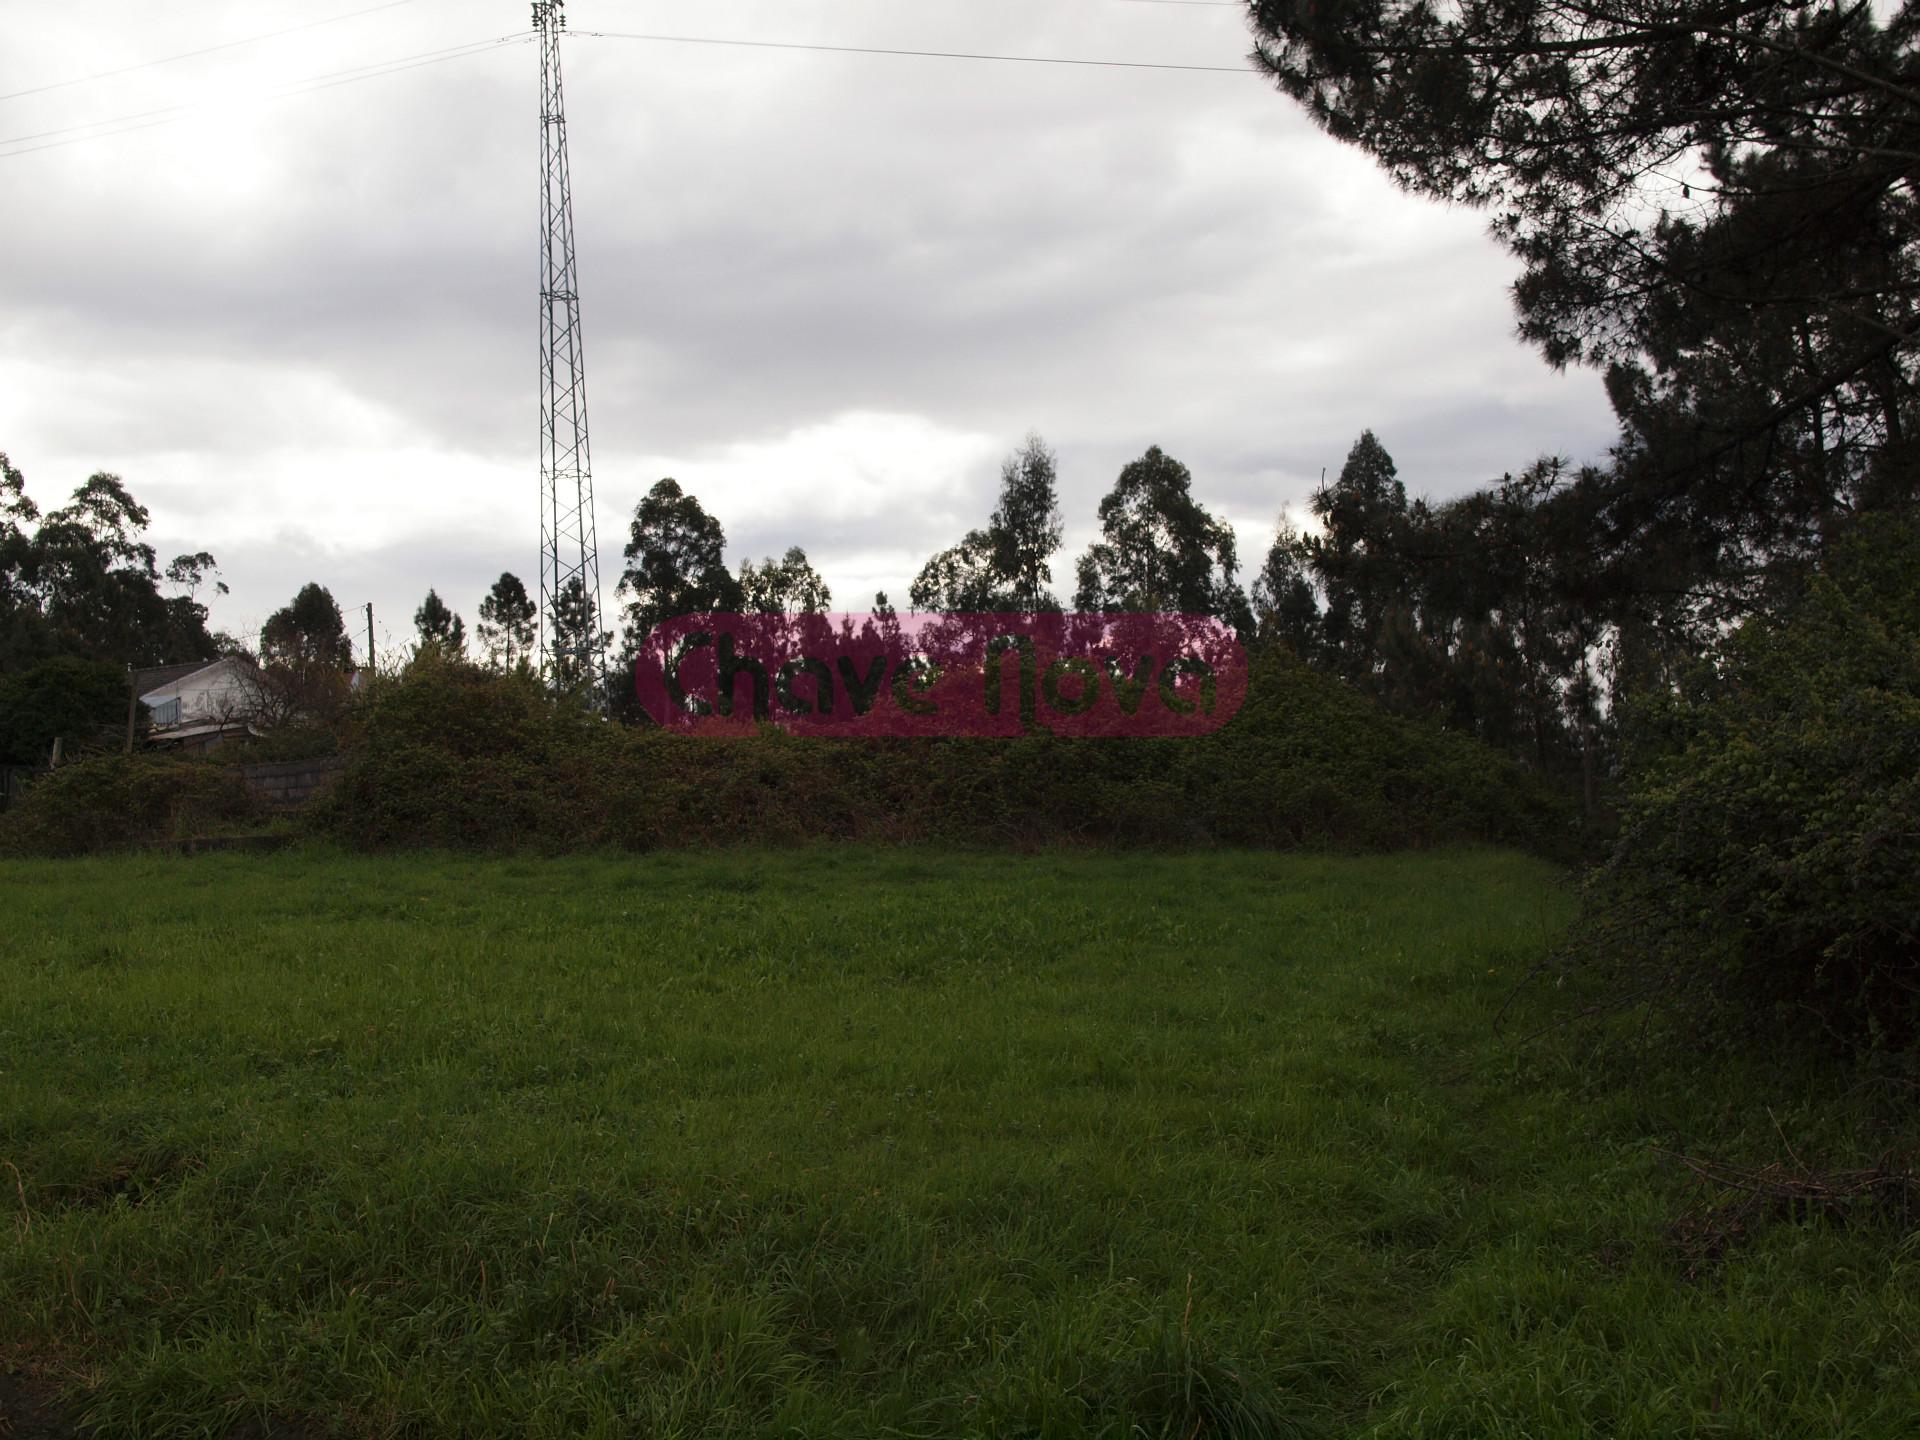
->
[{"left": 134, "top": 657, "right": 264, "bottom": 750}]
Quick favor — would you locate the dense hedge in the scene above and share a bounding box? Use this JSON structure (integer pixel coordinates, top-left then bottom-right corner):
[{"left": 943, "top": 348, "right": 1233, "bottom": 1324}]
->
[
  {"left": 0, "top": 753, "right": 262, "bottom": 857},
  {"left": 1569, "top": 518, "right": 1920, "bottom": 1049},
  {"left": 308, "top": 647, "right": 1575, "bottom": 856}
]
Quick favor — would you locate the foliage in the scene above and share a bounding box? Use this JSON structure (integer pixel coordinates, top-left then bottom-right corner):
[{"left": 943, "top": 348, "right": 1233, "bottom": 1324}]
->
[
  {"left": 476, "top": 571, "right": 537, "bottom": 671},
  {"left": 1251, "top": 434, "right": 1615, "bottom": 805},
  {"left": 989, "top": 433, "right": 1066, "bottom": 611},
  {"left": 1075, "top": 446, "right": 1253, "bottom": 633},
  {"left": 309, "top": 643, "right": 1572, "bottom": 856},
  {"left": 1247, "top": 0, "right": 1917, "bottom": 381},
  {"left": 910, "top": 528, "right": 1008, "bottom": 613},
  {"left": 256, "top": 582, "right": 354, "bottom": 727},
  {"left": 912, "top": 434, "right": 1065, "bottom": 613},
  {"left": 0, "top": 656, "right": 129, "bottom": 765},
  {"left": 608, "top": 480, "right": 745, "bottom": 717},
  {"left": 2, "top": 847, "right": 1916, "bottom": 1435},
  {"left": 0, "top": 752, "right": 260, "bottom": 856},
  {"left": 548, "top": 575, "right": 611, "bottom": 694},
  {"left": 312, "top": 649, "right": 597, "bottom": 850},
  {"left": 739, "top": 545, "right": 832, "bottom": 616},
  {"left": 1568, "top": 516, "right": 1920, "bottom": 1047},
  {"left": 617, "top": 478, "right": 741, "bottom": 650},
  {"left": 260, "top": 582, "right": 353, "bottom": 670},
  {"left": 0, "top": 460, "right": 222, "bottom": 672},
  {"left": 1250, "top": 513, "right": 1321, "bottom": 663},
  {"left": 1248, "top": 0, "right": 1918, "bottom": 637},
  {"left": 412, "top": 587, "right": 466, "bottom": 655},
  {"left": 1305, "top": 430, "right": 1409, "bottom": 681}
]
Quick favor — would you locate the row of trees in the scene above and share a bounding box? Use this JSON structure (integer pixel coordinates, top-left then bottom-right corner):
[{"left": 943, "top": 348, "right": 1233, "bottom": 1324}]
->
[
  {"left": 610, "top": 434, "right": 1251, "bottom": 657},
  {"left": 375, "top": 422, "right": 1639, "bottom": 813},
  {"left": 0, "top": 432, "right": 1614, "bottom": 796},
  {"left": 593, "top": 429, "right": 1646, "bottom": 812}
]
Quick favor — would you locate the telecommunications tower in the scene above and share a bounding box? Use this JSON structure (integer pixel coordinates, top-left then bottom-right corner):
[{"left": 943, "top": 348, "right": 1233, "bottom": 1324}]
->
[{"left": 535, "top": 0, "right": 607, "bottom": 687}]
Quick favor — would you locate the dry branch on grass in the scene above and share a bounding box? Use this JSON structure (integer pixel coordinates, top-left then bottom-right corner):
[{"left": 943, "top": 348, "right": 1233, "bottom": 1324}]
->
[{"left": 1658, "top": 1145, "right": 1920, "bottom": 1279}]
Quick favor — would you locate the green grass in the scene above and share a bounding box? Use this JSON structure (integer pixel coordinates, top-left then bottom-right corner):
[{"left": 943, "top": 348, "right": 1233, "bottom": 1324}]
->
[{"left": 0, "top": 847, "right": 1913, "bottom": 1438}]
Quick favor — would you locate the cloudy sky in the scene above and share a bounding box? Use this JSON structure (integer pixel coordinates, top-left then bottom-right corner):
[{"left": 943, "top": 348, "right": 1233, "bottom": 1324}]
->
[{"left": 2, "top": 0, "right": 1618, "bottom": 657}]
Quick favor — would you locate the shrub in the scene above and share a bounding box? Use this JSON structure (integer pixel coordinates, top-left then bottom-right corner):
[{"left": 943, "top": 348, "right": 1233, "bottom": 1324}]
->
[
  {"left": 0, "top": 656, "right": 129, "bottom": 765},
  {"left": 309, "top": 652, "right": 593, "bottom": 850},
  {"left": 310, "top": 646, "right": 1574, "bottom": 856},
  {"left": 0, "top": 753, "right": 262, "bottom": 857},
  {"left": 1568, "top": 517, "right": 1920, "bottom": 1049}
]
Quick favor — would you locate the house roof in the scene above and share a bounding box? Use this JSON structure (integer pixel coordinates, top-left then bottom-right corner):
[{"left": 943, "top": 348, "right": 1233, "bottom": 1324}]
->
[
  {"left": 133, "top": 660, "right": 218, "bottom": 697},
  {"left": 137, "top": 655, "right": 262, "bottom": 700},
  {"left": 148, "top": 718, "right": 261, "bottom": 745}
]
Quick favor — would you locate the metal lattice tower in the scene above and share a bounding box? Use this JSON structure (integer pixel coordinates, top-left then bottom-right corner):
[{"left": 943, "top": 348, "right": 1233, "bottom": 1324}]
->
[{"left": 535, "top": 0, "right": 606, "bottom": 688}]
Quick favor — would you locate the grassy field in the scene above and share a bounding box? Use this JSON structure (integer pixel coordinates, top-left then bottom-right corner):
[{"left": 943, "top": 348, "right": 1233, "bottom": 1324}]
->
[{"left": 0, "top": 847, "right": 1914, "bottom": 1438}]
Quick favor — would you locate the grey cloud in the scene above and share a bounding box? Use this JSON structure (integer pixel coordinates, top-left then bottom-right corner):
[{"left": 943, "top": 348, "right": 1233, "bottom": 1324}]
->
[{"left": 4, "top": 0, "right": 1618, "bottom": 644}]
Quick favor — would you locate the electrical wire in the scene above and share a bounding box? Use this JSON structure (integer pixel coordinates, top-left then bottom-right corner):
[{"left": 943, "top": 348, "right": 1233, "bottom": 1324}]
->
[
  {"left": 0, "top": 36, "right": 523, "bottom": 155},
  {"left": 573, "top": 29, "right": 1254, "bottom": 74},
  {"left": 2, "top": 12, "right": 1254, "bottom": 163},
  {"left": 0, "top": 0, "right": 433, "bottom": 103},
  {"left": 0, "top": 34, "right": 530, "bottom": 161}
]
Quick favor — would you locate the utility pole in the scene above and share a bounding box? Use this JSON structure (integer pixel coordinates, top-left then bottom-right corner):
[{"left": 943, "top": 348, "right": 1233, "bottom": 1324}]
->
[
  {"left": 535, "top": 0, "right": 608, "bottom": 692},
  {"left": 365, "top": 603, "right": 376, "bottom": 674},
  {"left": 124, "top": 664, "right": 137, "bottom": 754}
]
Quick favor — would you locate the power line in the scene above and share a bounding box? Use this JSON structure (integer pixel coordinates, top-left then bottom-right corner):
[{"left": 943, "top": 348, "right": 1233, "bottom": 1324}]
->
[
  {"left": 0, "top": 0, "right": 433, "bottom": 103},
  {"left": 2, "top": 14, "right": 1255, "bottom": 164},
  {"left": 574, "top": 29, "right": 1255, "bottom": 74},
  {"left": 0, "top": 36, "right": 524, "bottom": 154},
  {"left": 1, "top": 101, "right": 191, "bottom": 151},
  {"left": 0, "top": 34, "right": 530, "bottom": 161},
  {"left": 277, "top": 33, "right": 532, "bottom": 98}
]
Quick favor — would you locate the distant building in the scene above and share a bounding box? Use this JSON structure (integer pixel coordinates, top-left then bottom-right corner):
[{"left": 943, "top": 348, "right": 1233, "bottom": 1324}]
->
[{"left": 134, "top": 657, "right": 264, "bottom": 751}]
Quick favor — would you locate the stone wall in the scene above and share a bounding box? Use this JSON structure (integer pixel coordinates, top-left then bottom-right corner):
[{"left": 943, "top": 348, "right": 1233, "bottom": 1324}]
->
[{"left": 239, "top": 756, "right": 346, "bottom": 812}]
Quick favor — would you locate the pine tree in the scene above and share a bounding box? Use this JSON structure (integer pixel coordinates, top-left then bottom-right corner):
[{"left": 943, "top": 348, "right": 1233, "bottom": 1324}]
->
[
  {"left": 476, "top": 573, "right": 536, "bottom": 670},
  {"left": 412, "top": 589, "right": 466, "bottom": 655}
]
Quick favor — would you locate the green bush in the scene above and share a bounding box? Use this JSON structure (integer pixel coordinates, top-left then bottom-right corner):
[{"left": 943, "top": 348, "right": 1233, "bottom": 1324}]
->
[
  {"left": 310, "top": 646, "right": 1573, "bottom": 856},
  {"left": 0, "top": 753, "right": 262, "bottom": 857},
  {"left": 0, "top": 656, "right": 129, "bottom": 765},
  {"left": 1569, "top": 517, "right": 1920, "bottom": 1049}
]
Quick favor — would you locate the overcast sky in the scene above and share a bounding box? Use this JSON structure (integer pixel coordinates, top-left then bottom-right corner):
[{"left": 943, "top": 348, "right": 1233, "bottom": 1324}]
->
[{"left": 1, "top": 0, "right": 1618, "bottom": 658}]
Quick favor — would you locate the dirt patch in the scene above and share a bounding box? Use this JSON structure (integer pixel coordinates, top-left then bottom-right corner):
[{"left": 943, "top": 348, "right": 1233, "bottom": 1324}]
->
[{"left": 0, "top": 1366, "right": 78, "bottom": 1440}]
